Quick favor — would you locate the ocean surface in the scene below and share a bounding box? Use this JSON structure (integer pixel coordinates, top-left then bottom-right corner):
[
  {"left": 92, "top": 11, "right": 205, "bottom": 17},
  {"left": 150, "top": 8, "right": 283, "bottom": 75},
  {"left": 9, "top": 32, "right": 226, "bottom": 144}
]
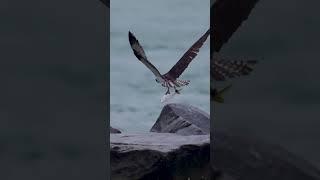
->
[{"left": 110, "top": 0, "right": 210, "bottom": 132}]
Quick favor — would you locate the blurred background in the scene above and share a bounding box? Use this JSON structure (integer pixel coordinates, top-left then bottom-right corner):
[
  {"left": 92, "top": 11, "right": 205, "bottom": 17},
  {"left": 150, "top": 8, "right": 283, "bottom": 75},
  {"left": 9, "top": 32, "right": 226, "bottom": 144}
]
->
[
  {"left": 213, "top": 0, "right": 320, "bottom": 168},
  {"left": 110, "top": 0, "right": 210, "bottom": 132},
  {"left": 0, "top": 0, "right": 108, "bottom": 179}
]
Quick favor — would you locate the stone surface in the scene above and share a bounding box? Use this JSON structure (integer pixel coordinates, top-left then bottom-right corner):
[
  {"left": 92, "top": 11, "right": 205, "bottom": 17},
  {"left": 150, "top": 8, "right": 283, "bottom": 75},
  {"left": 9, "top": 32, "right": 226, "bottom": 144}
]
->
[
  {"left": 110, "top": 126, "right": 121, "bottom": 134},
  {"left": 150, "top": 103, "right": 210, "bottom": 135},
  {"left": 213, "top": 131, "right": 320, "bottom": 180},
  {"left": 110, "top": 133, "right": 210, "bottom": 180},
  {"left": 110, "top": 103, "right": 320, "bottom": 180}
]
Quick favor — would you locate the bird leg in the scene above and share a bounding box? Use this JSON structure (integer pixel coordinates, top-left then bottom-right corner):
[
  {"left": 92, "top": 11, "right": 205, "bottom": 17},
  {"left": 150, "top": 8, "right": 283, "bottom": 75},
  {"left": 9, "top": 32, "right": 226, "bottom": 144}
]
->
[
  {"left": 165, "top": 87, "right": 170, "bottom": 95},
  {"left": 165, "top": 82, "right": 170, "bottom": 95}
]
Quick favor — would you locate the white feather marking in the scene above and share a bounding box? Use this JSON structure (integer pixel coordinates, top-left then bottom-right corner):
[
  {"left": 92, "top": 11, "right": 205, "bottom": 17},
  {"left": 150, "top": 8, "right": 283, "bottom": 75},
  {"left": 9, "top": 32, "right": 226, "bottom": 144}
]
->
[{"left": 169, "top": 81, "right": 175, "bottom": 87}]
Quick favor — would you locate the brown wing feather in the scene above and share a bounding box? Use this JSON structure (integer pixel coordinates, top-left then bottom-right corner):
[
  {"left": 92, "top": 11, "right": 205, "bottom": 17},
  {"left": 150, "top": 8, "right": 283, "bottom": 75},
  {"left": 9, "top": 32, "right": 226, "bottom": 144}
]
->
[
  {"left": 212, "top": 55, "right": 257, "bottom": 81},
  {"left": 212, "top": 0, "right": 259, "bottom": 52},
  {"left": 128, "top": 31, "right": 163, "bottom": 78},
  {"left": 164, "top": 29, "right": 210, "bottom": 80}
]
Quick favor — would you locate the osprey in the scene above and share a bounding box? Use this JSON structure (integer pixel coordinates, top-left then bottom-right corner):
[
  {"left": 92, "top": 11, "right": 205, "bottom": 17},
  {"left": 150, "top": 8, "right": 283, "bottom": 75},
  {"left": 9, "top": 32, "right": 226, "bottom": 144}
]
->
[
  {"left": 211, "top": 0, "right": 260, "bottom": 103},
  {"left": 211, "top": 0, "right": 260, "bottom": 177},
  {"left": 128, "top": 29, "right": 210, "bottom": 95}
]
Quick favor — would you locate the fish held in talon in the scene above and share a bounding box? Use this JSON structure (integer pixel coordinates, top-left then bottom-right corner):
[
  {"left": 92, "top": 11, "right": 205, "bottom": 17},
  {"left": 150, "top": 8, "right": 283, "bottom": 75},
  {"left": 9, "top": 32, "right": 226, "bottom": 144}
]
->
[
  {"left": 165, "top": 88, "right": 170, "bottom": 95},
  {"left": 128, "top": 29, "right": 210, "bottom": 98},
  {"left": 160, "top": 91, "right": 177, "bottom": 104}
]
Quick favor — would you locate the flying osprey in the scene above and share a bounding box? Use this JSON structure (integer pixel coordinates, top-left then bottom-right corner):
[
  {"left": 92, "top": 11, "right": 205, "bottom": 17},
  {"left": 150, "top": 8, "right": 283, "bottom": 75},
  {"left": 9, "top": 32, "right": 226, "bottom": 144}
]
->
[
  {"left": 211, "top": 0, "right": 260, "bottom": 178},
  {"left": 211, "top": 0, "right": 260, "bottom": 103},
  {"left": 128, "top": 29, "right": 210, "bottom": 95}
]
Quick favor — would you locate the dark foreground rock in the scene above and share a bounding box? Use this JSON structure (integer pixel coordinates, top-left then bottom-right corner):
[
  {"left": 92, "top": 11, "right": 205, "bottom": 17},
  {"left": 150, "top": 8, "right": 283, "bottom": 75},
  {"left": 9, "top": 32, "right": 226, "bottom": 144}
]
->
[
  {"left": 213, "top": 131, "right": 320, "bottom": 180},
  {"left": 110, "top": 126, "right": 121, "bottom": 134},
  {"left": 111, "top": 102, "right": 320, "bottom": 180},
  {"left": 110, "top": 133, "right": 210, "bottom": 180},
  {"left": 150, "top": 103, "right": 210, "bottom": 135}
]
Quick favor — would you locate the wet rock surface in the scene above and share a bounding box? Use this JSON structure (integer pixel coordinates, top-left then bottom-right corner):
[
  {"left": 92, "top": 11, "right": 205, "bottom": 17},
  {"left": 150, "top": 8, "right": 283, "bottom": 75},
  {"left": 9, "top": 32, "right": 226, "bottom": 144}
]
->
[
  {"left": 213, "top": 131, "right": 320, "bottom": 180},
  {"left": 110, "top": 126, "right": 121, "bottom": 134},
  {"left": 110, "top": 133, "right": 210, "bottom": 180},
  {"left": 110, "top": 103, "right": 320, "bottom": 180},
  {"left": 110, "top": 103, "right": 210, "bottom": 180},
  {"left": 150, "top": 103, "right": 210, "bottom": 135}
]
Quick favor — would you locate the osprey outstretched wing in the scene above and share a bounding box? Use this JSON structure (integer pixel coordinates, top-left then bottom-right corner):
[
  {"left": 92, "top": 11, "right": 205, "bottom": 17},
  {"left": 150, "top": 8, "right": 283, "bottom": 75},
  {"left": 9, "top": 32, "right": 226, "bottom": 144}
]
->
[
  {"left": 164, "top": 29, "right": 210, "bottom": 80},
  {"left": 212, "top": 0, "right": 260, "bottom": 52},
  {"left": 128, "top": 31, "right": 163, "bottom": 79},
  {"left": 128, "top": 29, "right": 210, "bottom": 95}
]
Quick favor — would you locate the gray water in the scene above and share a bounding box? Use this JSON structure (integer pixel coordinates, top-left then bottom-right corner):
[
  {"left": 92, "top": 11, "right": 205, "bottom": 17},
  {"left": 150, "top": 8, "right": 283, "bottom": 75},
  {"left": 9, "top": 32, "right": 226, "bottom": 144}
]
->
[{"left": 110, "top": 0, "right": 210, "bottom": 132}]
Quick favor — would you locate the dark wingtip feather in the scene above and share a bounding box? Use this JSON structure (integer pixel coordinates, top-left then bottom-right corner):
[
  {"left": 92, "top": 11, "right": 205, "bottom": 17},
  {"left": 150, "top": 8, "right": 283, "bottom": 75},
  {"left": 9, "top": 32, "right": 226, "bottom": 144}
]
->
[
  {"left": 128, "top": 31, "right": 136, "bottom": 46},
  {"left": 203, "top": 29, "right": 210, "bottom": 39}
]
